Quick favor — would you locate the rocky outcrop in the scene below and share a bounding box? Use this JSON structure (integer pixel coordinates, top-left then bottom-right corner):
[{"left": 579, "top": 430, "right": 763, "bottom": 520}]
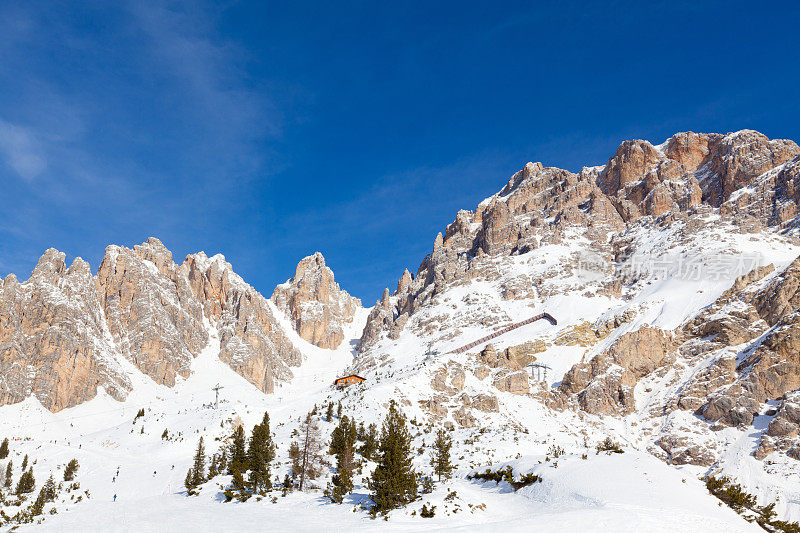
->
[
  {"left": 706, "top": 130, "right": 799, "bottom": 206},
  {"left": 430, "top": 362, "right": 466, "bottom": 395},
  {"left": 272, "top": 253, "right": 361, "bottom": 349},
  {"left": 693, "top": 257, "right": 800, "bottom": 428},
  {"left": 755, "top": 391, "right": 800, "bottom": 460},
  {"left": 656, "top": 434, "right": 717, "bottom": 466},
  {"left": 1, "top": 238, "right": 306, "bottom": 410},
  {"left": 560, "top": 326, "right": 672, "bottom": 415},
  {"left": 477, "top": 343, "right": 522, "bottom": 371}
]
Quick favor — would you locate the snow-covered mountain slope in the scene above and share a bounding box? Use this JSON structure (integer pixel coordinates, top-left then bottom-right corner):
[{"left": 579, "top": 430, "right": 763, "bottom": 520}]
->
[
  {"left": 2, "top": 129, "right": 800, "bottom": 530},
  {"left": 0, "top": 315, "right": 761, "bottom": 532}
]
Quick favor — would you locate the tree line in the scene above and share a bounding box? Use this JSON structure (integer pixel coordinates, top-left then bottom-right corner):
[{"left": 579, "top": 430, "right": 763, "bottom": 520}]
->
[{"left": 184, "top": 399, "right": 455, "bottom": 515}]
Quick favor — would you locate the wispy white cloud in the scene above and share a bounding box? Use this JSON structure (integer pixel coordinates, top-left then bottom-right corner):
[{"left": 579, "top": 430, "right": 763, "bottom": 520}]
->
[
  {"left": 128, "top": 0, "right": 279, "bottom": 174},
  {"left": 0, "top": 118, "right": 47, "bottom": 181}
]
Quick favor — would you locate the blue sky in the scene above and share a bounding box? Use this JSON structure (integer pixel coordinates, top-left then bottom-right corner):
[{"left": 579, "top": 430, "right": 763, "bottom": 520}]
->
[{"left": 0, "top": 1, "right": 798, "bottom": 303}]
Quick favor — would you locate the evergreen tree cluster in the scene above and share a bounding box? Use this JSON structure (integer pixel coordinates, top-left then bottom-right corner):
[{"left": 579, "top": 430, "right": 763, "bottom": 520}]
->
[
  {"left": 176, "top": 399, "right": 462, "bottom": 517},
  {"left": 705, "top": 476, "right": 800, "bottom": 533},
  {"left": 321, "top": 399, "right": 456, "bottom": 514},
  {"left": 30, "top": 475, "right": 56, "bottom": 517},
  {"left": 186, "top": 410, "right": 276, "bottom": 502},
  {"left": 0, "top": 457, "right": 77, "bottom": 526}
]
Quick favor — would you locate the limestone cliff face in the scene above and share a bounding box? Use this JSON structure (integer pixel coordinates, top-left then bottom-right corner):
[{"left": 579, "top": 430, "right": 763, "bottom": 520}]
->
[
  {"left": 0, "top": 250, "right": 130, "bottom": 411},
  {"left": 271, "top": 252, "right": 361, "bottom": 349},
  {"left": 96, "top": 238, "right": 208, "bottom": 387},
  {"left": 184, "top": 252, "right": 302, "bottom": 392},
  {"left": 0, "top": 238, "right": 305, "bottom": 410}
]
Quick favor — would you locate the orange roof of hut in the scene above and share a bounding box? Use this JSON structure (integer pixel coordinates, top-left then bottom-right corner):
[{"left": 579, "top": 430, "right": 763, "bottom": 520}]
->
[{"left": 333, "top": 374, "right": 366, "bottom": 387}]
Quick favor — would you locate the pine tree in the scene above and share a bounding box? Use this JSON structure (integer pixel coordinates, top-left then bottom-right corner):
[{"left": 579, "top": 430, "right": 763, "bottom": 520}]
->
[
  {"left": 327, "top": 438, "right": 355, "bottom": 503},
  {"left": 0, "top": 437, "right": 8, "bottom": 459},
  {"left": 247, "top": 411, "right": 276, "bottom": 494},
  {"left": 431, "top": 428, "right": 454, "bottom": 481},
  {"left": 336, "top": 401, "right": 343, "bottom": 419},
  {"left": 294, "top": 413, "right": 323, "bottom": 491},
  {"left": 329, "top": 415, "right": 357, "bottom": 459},
  {"left": 325, "top": 403, "right": 334, "bottom": 422},
  {"left": 218, "top": 449, "right": 228, "bottom": 474},
  {"left": 31, "top": 485, "right": 47, "bottom": 516},
  {"left": 227, "top": 425, "right": 247, "bottom": 474},
  {"left": 43, "top": 474, "right": 57, "bottom": 502},
  {"left": 223, "top": 425, "right": 249, "bottom": 500},
  {"left": 230, "top": 467, "right": 249, "bottom": 500},
  {"left": 4, "top": 460, "right": 12, "bottom": 488},
  {"left": 369, "top": 400, "right": 417, "bottom": 513},
  {"left": 190, "top": 437, "right": 206, "bottom": 487},
  {"left": 21, "top": 454, "right": 28, "bottom": 470},
  {"left": 208, "top": 454, "right": 219, "bottom": 479},
  {"left": 64, "top": 459, "right": 79, "bottom": 481},
  {"left": 289, "top": 441, "right": 301, "bottom": 480},
  {"left": 358, "top": 423, "right": 379, "bottom": 461},
  {"left": 16, "top": 469, "right": 35, "bottom": 495},
  {"left": 184, "top": 468, "right": 194, "bottom": 492}
]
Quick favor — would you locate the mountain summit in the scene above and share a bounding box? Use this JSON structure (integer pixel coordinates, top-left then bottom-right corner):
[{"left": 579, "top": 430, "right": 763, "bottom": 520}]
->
[{"left": 272, "top": 252, "right": 362, "bottom": 349}]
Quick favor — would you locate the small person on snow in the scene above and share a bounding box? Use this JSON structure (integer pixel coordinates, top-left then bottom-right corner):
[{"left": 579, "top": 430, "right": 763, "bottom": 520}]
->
[{"left": 113, "top": 494, "right": 117, "bottom": 502}]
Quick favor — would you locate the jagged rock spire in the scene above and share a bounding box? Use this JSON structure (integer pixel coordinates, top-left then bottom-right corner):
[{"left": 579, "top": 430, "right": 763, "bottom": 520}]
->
[{"left": 271, "top": 252, "right": 361, "bottom": 349}]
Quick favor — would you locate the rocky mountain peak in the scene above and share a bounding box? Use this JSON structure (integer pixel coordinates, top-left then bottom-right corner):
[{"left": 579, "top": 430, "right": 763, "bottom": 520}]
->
[
  {"left": 132, "top": 237, "right": 175, "bottom": 276},
  {"left": 397, "top": 269, "right": 413, "bottom": 293},
  {"left": 357, "top": 129, "right": 800, "bottom": 360},
  {"left": 0, "top": 238, "right": 308, "bottom": 410},
  {"left": 271, "top": 252, "right": 361, "bottom": 349},
  {"left": 95, "top": 240, "right": 208, "bottom": 388},
  {"left": 31, "top": 248, "right": 67, "bottom": 280}
]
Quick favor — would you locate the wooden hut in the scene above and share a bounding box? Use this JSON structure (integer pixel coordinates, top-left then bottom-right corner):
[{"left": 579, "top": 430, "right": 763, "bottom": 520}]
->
[{"left": 333, "top": 374, "right": 366, "bottom": 388}]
